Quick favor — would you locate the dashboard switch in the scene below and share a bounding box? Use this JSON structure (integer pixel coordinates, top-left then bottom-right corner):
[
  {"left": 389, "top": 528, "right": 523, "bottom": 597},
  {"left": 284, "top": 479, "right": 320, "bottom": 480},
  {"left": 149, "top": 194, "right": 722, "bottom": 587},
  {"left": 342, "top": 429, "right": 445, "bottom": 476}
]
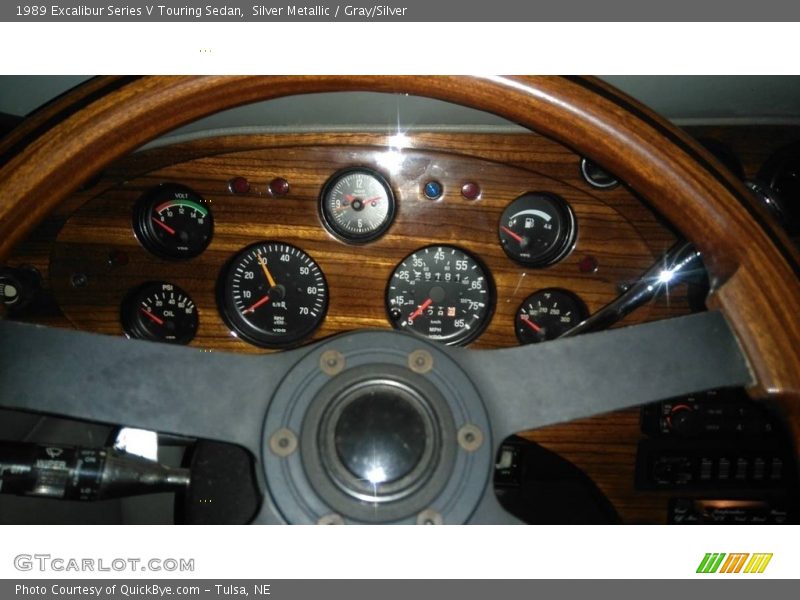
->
[{"left": 423, "top": 180, "right": 443, "bottom": 200}]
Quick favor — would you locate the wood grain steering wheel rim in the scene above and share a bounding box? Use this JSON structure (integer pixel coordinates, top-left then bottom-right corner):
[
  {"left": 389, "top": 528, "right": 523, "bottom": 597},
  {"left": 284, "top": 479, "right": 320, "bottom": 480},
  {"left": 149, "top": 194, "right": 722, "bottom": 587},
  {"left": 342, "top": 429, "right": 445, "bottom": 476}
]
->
[{"left": 1, "top": 75, "right": 799, "bottom": 450}]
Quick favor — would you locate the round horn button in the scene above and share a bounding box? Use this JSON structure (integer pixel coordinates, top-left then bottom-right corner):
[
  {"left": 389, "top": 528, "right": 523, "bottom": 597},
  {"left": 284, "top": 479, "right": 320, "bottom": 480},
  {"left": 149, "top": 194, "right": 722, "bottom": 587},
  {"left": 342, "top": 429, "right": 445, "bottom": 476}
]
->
[{"left": 334, "top": 390, "right": 426, "bottom": 485}]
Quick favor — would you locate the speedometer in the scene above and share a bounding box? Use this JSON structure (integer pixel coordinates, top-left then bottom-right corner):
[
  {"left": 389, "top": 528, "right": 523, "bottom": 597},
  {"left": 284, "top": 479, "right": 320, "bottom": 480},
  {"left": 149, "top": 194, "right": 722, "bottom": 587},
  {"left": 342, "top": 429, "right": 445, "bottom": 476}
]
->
[{"left": 386, "top": 245, "right": 493, "bottom": 346}]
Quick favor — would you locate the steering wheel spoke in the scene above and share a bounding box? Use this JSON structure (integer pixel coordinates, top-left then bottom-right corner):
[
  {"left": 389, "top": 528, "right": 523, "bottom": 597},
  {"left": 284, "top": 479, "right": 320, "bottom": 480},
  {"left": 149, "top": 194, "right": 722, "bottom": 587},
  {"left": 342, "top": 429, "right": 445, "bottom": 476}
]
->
[
  {"left": 458, "top": 311, "right": 754, "bottom": 446},
  {"left": 0, "top": 321, "right": 297, "bottom": 455}
]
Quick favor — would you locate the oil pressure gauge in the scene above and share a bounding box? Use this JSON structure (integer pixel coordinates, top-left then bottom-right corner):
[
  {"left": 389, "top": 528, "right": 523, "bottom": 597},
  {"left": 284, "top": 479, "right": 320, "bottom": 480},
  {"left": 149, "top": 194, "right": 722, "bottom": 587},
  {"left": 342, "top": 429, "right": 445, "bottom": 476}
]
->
[
  {"left": 498, "top": 192, "right": 576, "bottom": 267},
  {"left": 121, "top": 281, "right": 198, "bottom": 345},
  {"left": 320, "top": 168, "right": 396, "bottom": 243}
]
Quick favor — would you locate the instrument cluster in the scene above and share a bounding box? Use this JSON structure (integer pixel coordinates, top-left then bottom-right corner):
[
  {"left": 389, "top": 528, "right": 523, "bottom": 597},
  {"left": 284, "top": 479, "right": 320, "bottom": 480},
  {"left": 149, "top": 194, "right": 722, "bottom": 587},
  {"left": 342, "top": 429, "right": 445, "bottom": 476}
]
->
[
  {"left": 47, "top": 135, "right": 666, "bottom": 354},
  {"left": 121, "top": 166, "right": 586, "bottom": 349}
]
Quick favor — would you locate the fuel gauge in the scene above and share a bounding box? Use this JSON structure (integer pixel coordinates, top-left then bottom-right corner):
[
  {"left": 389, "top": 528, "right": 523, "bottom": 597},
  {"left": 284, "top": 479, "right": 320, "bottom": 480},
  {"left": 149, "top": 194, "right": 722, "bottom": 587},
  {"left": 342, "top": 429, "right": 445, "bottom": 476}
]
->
[
  {"left": 515, "top": 289, "right": 588, "bottom": 344},
  {"left": 499, "top": 193, "right": 576, "bottom": 267}
]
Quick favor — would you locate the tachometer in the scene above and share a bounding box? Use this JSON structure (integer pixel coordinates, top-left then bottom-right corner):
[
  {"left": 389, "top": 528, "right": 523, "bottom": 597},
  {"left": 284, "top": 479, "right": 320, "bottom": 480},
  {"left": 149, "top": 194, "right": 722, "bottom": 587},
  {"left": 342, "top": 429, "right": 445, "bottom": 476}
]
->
[
  {"left": 386, "top": 245, "right": 493, "bottom": 346},
  {"left": 218, "top": 242, "right": 328, "bottom": 348}
]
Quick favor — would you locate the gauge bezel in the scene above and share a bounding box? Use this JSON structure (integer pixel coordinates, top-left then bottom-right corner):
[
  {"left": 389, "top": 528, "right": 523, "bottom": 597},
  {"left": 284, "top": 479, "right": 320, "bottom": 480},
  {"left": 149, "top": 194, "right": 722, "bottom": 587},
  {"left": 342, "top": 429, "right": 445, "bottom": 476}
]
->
[
  {"left": 319, "top": 167, "right": 397, "bottom": 244},
  {"left": 514, "top": 287, "right": 589, "bottom": 345},
  {"left": 498, "top": 192, "right": 578, "bottom": 267},
  {"left": 132, "top": 182, "right": 214, "bottom": 260},
  {"left": 120, "top": 281, "right": 199, "bottom": 345},
  {"left": 580, "top": 157, "right": 620, "bottom": 190},
  {"left": 385, "top": 244, "right": 495, "bottom": 347},
  {"left": 217, "top": 241, "right": 329, "bottom": 349}
]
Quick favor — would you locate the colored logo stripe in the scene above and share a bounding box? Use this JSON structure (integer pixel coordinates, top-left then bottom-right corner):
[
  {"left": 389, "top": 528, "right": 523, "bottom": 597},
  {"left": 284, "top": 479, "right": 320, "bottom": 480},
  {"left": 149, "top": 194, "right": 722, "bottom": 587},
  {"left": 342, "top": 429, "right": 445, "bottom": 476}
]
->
[
  {"left": 720, "top": 553, "right": 749, "bottom": 573},
  {"left": 744, "top": 554, "right": 773, "bottom": 574},
  {"left": 697, "top": 553, "right": 726, "bottom": 573},
  {"left": 697, "top": 553, "right": 773, "bottom": 574}
]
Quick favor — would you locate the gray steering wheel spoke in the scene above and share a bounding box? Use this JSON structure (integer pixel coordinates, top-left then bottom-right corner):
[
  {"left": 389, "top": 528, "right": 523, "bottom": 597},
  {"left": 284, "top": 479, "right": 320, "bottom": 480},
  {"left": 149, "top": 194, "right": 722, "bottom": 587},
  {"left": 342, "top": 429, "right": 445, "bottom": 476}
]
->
[
  {"left": 0, "top": 321, "right": 297, "bottom": 455},
  {"left": 0, "top": 311, "right": 754, "bottom": 524},
  {"left": 457, "top": 311, "right": 754, "bottom": 448}
]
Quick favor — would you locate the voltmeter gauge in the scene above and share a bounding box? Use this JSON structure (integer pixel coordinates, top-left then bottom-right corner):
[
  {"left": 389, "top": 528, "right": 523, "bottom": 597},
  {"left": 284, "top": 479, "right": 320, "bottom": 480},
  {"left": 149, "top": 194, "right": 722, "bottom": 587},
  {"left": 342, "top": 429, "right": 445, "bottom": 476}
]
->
[
  {"left": 498, "top": 193, "right": 576, "bottom": 267},
  {"left": 320, "top": 168, "right": 396, "bottom": 243},
  {"left": 515, "top": 289, "right": 588, "bottom": 344},
  {"left": 218, "top": 242, "right": 328, "bottom": 348},
  {"left": 386, "top": 245, "right": 493, "bottom": 346},
  {"left": 121, "top": 281, "right": 198, "bottom": 345},
  {"left": 133, "top": 183, "right": 214, "bottom": 259}
]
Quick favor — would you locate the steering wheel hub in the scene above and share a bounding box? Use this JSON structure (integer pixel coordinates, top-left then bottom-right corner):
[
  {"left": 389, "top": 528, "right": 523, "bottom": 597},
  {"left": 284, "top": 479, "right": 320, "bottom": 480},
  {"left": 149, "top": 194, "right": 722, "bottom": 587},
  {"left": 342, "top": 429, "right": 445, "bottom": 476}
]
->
[
  {"left": 328, "top": 380, "right": 433, "bottom": 499},
  {"left": 262, "top": 331, "right": 493, "bottom": 524}
]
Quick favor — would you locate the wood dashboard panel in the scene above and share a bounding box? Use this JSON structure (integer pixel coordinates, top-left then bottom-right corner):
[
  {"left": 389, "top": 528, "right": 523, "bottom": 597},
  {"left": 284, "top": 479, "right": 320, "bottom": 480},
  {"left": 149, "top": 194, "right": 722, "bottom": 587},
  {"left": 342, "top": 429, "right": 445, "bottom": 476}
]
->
[{"left": 48, "top": 133, "right": 682, "bottom": 353}]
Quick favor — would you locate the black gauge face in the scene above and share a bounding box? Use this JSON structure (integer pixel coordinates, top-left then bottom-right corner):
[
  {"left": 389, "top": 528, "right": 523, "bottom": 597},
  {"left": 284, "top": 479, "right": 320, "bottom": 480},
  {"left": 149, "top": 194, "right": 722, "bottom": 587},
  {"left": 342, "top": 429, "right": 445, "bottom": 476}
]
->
[
  {"left": 133, "top": 183, "right": 214, "bottom": 259},
  {"left": 498, "top": 193, "right": 576, "bottom": 266},
  {"left": 219, "top": 242, "right": 328, "bottom": 348},
  {"left": 515, "top": 289, "right": 588, "bottom": 344},
  {"left": 386, "top": 246, "right": 493, "bottom": 346},
  {"left": 121, "top": 281, "right": 198, "bottom": 345},
  {"left": 320, "top": 168, "right": 396, "bottom": 243}
]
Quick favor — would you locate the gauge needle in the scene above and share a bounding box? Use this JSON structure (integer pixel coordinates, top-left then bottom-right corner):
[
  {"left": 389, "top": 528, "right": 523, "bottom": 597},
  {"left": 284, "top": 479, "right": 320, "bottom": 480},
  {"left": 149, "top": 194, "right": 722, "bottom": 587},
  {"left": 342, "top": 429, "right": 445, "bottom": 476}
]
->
[
  {"left": 258, "top": 255, "right": 277, "bottom": 288},
  {"left": 520, "top": 317, "right": 542, "bottom": 333},
  {"left": 243, "top": 294, "right": 271, "bottom": 314},
  {"left": 335, "top": 195, "right": 381, "bottom": 211},
  {"left": 409, "top": 298, "right": 433, "bottom": 321},
  {"left": 151, "top": 217, "right": 176, "bottom": 235},
  {"left": 500, "top": 225, "right": 524, "bottom": 244},
  {"left": 139, "top": 307, "right": 165, "bottom": 326}
]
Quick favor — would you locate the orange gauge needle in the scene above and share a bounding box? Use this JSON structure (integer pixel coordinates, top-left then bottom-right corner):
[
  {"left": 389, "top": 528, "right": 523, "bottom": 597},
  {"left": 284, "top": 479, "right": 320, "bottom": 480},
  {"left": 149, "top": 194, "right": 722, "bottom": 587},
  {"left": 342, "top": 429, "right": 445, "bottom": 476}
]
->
[
  {"left": 500, "top": 226, "right": 524, "bottom": 244},
  {"left": 521, "top": 317, "right": 542, "bottom": 333},
  {"left": 151, "top": 217, "right": 176, "bottom": 235},
  {"left": 243, "top": 294, "right": 270, "bottom": 314},
  {"left": 409, "top": 298, "right": 433, "bottom": 321},
  {"left": 139, "top": 307, "right": 165, "bottom": 326},
  {"left": 258, "top": 255, "right": 277, "bottom": 288}
]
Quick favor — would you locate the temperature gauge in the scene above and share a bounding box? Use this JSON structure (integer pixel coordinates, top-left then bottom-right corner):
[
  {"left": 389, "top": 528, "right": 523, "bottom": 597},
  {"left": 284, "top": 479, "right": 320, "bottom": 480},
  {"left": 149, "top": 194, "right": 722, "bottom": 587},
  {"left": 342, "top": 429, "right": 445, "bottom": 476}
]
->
[
  {"left": 133, "top": 183, "right": 213, "bottom": 259},
  {"left": 121, "top": 281, "right": 198, "bottom": 345},
  {"left": 515, "top": 289, "right": 588, "bottom": 344},
  {"left": 498, "top": 193, "right": 576, "bottom": 267}
]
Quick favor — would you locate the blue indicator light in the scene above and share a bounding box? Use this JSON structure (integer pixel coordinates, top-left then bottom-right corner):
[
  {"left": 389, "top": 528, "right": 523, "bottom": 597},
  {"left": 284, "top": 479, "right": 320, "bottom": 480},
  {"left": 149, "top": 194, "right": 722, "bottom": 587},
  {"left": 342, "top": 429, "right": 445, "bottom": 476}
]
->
[{"left": 423, "top": 181, "right": 443, "bottom": 200}]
